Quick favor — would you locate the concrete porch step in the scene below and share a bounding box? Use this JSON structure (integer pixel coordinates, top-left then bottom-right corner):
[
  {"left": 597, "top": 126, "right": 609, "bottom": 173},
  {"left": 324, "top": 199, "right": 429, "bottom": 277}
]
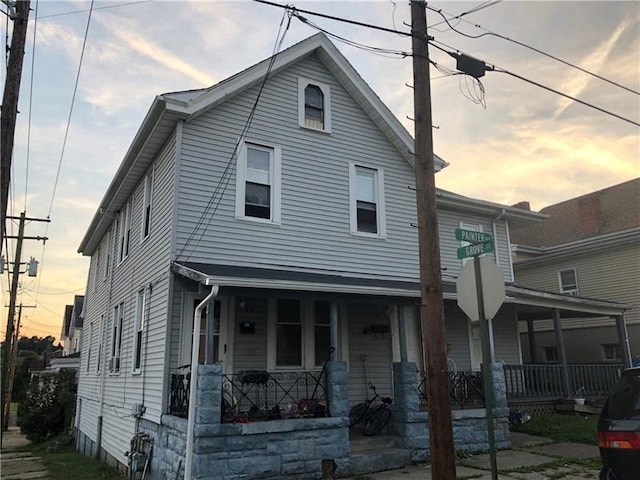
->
[
  {"left": 346, "top": 447, "right": 413, "bottom": 476},
  {"left": 350, "top": 433, "right": 399, "bottom": 453}
]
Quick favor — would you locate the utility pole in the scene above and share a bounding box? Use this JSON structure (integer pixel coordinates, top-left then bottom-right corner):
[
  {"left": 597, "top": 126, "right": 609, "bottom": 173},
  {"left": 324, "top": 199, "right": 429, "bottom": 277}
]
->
[
  {"left": 3, "top": 303, "right": 34, "bottom": 429},
  {"left": 1, "top": 212, "right": 47, "bottom": 443},
  {"left": 1, "top": 0, "right": 31, "bottom": 261},
  {"left": 411, "top": 2, "right": 457, "bottom": 478}
]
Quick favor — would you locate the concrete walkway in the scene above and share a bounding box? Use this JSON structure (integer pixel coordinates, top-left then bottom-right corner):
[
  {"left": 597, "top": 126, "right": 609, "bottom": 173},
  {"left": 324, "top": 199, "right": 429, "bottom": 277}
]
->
[
  {"left": 1, "top": 414, "right": 49, "bottom": 480},
  {"left": 367, "top": 432, "right": 601, "bottom": 480}
]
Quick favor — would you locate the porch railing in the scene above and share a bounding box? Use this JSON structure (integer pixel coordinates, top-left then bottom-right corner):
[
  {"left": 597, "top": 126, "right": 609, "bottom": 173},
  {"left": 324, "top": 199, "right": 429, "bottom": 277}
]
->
[
  {"left": 418, "top": 370, "right": 484, "bottom": 409},
  {"left": 222, "top": 370, "right": 327, "bottom": 422},
  {"left": 168, "top": 368, "right": 328, "bottom": 421},
  {"left": 504, "top": 363, "right": 624, "bottom": 401}
]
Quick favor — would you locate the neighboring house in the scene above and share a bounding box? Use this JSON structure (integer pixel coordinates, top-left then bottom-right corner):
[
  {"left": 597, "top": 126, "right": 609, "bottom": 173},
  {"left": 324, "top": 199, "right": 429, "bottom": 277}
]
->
[
  {"left": 61, "top": 295, "right": 85, "bottom": 357},
  {"left": 74, "top": 34, "right": 629, "bottom": 480},
  {"left": 511, "top": 178, "right": 639, "bottom": 365}
]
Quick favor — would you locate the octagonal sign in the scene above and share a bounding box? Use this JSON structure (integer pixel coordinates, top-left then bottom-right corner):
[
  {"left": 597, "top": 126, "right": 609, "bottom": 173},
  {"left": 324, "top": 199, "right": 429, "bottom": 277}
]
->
[{"left": 456, "top": 256, "right": 506, "bottom": 321}]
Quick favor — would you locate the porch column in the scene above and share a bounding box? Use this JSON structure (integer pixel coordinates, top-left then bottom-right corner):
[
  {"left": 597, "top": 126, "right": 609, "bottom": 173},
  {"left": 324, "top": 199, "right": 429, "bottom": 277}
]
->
[
  {"left": 398, "top": 305, "right": 408, "bottom": 363},
  {"left": 205, "top": 301, "right": 215, "bottom": 364},
  {"left": 615, "top": 314, "right": 632, "bottom": 368},
  {"left": 527, "top": 319, "right": 537, "bottom": 363},
  {"left": 552, "top": 308, "right": 571, "bottom": 397},
  {"left": 330, "top": 302, "right": 339, "bottom": 360},
  {"left": 326, "top": 361, "right": 348, "bottom": 417}
]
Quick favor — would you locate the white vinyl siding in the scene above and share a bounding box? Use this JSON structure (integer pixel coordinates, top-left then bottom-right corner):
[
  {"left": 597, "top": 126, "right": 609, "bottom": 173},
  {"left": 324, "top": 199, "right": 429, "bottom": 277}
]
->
[
  {"left": 235, "top": 141, "right": 282, "bottom": 224},
  {"left": 298, "top": 76, "right": 331, "bottom": 133}
]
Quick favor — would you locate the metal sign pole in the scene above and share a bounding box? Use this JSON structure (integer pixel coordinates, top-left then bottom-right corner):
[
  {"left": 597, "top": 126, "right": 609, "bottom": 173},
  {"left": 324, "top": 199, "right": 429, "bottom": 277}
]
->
[{"left": 474, "top": 256, "right": 498, "bottom": 480}]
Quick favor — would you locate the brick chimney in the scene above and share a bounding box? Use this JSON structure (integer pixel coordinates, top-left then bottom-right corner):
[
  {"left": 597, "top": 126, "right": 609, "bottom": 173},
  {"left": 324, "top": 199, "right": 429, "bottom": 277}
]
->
[
  {"left": 512, "top": 201, "right": 531, "bottom": 210},
  {"left": 578, "top": 194, "right": 602, "bottom": 236}
]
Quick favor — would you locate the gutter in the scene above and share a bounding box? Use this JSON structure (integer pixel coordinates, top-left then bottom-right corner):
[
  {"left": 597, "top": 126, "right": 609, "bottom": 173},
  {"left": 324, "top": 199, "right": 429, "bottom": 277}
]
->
[{"left": 184, "top": 285, "right": 219, "bottom": 480}]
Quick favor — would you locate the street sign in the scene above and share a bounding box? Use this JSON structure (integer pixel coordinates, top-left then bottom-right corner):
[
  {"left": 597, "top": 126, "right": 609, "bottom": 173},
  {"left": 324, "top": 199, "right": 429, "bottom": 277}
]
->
[
  {"left": 455, "top": 228, "right": 493, "bottom": 243},
  {"left": 457, "top": 240, "right": 495, "bottom": 259},
  {"left": 456, "top": 256, "right": 505, "bottom": 321}
]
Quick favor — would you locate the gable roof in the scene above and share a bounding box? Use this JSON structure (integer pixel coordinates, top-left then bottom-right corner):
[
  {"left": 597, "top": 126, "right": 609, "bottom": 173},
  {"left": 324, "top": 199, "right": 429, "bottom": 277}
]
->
[
  {"left": 78, "top": 33, "right": 449, "bottom": 255},
  {"left": 511, "top": 178, "right": 640, "bottom": 247}
]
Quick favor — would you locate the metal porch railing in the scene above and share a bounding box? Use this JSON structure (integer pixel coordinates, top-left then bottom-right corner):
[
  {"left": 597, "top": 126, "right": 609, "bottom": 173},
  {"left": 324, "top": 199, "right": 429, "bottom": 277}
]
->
[{"left": 418, "top": 370, "right": 484, "bottom": 409}]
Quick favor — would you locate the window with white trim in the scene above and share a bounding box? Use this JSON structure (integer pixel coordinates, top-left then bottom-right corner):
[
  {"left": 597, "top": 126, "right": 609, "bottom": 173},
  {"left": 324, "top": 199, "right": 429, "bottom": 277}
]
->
[
  {"left": 349, "top": 164, "right": 386, "bottom": 237},
  {"left": 132, "top": 290, "right": 146, "bottom": 373},
  {"left": 119, "top": 202, "right": 132, "bottom": 262},
  {"left": 86, "top": 322, "right": 93, "bottom": 373},
  {"left": 110, "top": 302, "right": 124, "bottom": 373},
  {"left": 558, "top": 268, "right": 578, "bottom": 295},
  {"left": 141, "top": 173, "right": 153, "bottom": 240},
  {"left": 96, "top": 315, "right": 103, "bottom": 373},
  {"left": 268, "top": 299, "right": 333, "bottom": 370},
  {"left": 104, "top": 230, "right": 111, "bottom": 280},
  {"left": 235, "top": 141, "right": 281, "bottom": 224},
  {"left": 601, "top": 343, "right": 622, "bottom": 362},
  {"left": 93, "top": 247, "right": 101, "bottom": 292},
  {"left": 298, "top": 77, "right": 331, "bottom": 132}
]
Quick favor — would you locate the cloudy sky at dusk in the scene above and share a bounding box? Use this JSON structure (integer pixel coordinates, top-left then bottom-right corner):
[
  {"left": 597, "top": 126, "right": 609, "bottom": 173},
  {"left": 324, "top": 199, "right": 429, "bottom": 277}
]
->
[{"left": 2, "top": 0, "right": 638, "bottom": 340}]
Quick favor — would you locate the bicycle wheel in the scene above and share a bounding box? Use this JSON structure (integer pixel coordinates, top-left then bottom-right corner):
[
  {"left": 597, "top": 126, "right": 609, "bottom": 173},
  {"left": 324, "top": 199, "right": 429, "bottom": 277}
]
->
[
  {"left": 349, "top": 403, "right": 368, "bottom": 428},
  {"left": 363, "top": 407, "right": 391, "bottom": 436}
]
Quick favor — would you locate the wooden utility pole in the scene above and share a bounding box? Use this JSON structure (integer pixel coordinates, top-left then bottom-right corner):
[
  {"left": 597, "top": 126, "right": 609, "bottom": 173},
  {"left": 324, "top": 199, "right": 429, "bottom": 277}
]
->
[
  {"left": 3, "top": 303, "right": 27, "bottom": 429},
  {"left": 411, "top": 2, "right": 457, "bottom": 478},
  {"left": 1, "top": 0, "right": 31, "bottom": 261}
]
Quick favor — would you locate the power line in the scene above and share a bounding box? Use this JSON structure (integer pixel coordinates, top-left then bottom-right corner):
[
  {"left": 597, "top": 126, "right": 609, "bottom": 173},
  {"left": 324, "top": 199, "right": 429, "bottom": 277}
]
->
[
  {"left": 177, "top": 8, "right": 293, "bottom": 260},
  {"left": 430, "top": 39, "right": 640, "bottom": 127},
  {"left": 24, "top": 0, "right": 38, "bottom": 212},
  {"left": 47, "top": 0, "right": 94, "bottom": 217},
  {"left": 37, "top": 0, "right": 151, "bottom": 20},
  {"left": 426, "top": 5, "right": 640, "bottom": 96}
]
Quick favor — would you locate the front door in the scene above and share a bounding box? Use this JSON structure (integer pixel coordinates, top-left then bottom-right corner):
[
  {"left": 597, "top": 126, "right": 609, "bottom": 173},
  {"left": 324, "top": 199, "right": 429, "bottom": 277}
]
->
[{"left": 179, "top": 296, "right": 229, "bottom": 370}]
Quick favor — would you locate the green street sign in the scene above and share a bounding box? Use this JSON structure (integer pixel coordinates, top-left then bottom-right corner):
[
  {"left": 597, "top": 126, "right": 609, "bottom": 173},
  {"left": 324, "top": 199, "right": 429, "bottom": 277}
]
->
[
  {"left": 455, "top": 228, "right": 493, "bottom": 243},
  {"left": 457, "top": 240, "right": 495, "bottom": 259}
]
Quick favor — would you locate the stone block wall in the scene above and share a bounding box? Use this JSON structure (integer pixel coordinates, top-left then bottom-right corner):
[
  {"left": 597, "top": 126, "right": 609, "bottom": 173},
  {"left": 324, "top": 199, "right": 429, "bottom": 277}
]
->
[
  {"left": 391, "top": 361, "right": 511, "bottom": 463},
  {"left": 138, "top": 415, "right": 187, "bottom": 480}
]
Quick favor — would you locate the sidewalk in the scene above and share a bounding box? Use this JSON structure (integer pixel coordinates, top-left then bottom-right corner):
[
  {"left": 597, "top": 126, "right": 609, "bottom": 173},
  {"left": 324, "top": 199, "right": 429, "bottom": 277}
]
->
[
  {"left": 367, "top": 432, "right": 601, "bottom": 480},
  {"left": 1, "top": 412, "right": 49, "bottom": 480}
]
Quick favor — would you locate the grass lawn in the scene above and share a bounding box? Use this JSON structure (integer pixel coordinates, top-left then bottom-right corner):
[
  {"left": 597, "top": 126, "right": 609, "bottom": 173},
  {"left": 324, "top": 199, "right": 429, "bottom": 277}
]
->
[
  {"left": 512, "top": 413, "right": 599, "bottom": 445},
  {"left": 25, "top": 436, "right": 126, "bottom": 480}
]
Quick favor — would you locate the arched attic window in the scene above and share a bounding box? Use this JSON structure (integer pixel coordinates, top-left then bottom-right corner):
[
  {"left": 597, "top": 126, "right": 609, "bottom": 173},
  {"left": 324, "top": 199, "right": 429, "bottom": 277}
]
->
[{"left": 304, "top": 84, "right": 324, "bottom": 129}]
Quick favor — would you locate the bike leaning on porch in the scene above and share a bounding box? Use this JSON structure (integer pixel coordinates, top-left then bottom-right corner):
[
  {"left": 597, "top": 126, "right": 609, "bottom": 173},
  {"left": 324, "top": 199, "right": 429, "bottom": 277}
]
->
[{"left": 348, "top": 383, "right": 392, "bottom": 436}]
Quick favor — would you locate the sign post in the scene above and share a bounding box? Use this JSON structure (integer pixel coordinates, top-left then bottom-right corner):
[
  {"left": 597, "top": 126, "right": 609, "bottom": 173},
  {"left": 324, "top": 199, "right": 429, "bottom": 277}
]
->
[{"left": 455, "top": 230, "right": 504, "bottom": 480}]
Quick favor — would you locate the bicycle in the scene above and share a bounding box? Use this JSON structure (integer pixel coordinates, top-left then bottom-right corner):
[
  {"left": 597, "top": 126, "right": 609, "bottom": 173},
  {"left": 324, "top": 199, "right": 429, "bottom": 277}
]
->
[{"left": 348, "top": 383, "right": 392, "bottom": 436}]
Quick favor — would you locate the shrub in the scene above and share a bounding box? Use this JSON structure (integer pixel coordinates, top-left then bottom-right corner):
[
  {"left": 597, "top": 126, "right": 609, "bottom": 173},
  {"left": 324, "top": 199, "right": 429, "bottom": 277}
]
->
[{"left": 18, "top": 370, "right": 77, "bottom": 442}]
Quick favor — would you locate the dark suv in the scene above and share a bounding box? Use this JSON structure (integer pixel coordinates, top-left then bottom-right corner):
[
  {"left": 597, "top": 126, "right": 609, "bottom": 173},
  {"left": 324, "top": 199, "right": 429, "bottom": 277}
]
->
[{"left": 598, "top": 367, "right": 640, "bottom": 480}]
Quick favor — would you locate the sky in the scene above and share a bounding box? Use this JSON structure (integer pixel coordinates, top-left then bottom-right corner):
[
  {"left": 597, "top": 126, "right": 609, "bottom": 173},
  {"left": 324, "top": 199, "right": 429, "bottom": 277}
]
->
[{"left": 2, "top": 0, "right": 638, "bottom": 341}]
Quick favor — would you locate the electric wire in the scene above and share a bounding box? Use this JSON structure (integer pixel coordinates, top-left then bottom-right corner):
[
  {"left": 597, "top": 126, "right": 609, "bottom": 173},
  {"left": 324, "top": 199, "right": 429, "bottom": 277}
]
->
[
  {"left": 176, "top": 9, "right": 292, "bottom": 260},
  {"left": 47, "top": 0, "right": 94, "bottom": 218},
  {"left": 426, "top": 5, "right": 640, "bottom": 96},
  {"left": 430, "top": 39, "right": 640, "bottom": 127},
  {"left": 24, "top": 0, "right": 38, "bottom": 212},
  {"left": 38, "top": 0, "right": 151, "bottom": 20}
]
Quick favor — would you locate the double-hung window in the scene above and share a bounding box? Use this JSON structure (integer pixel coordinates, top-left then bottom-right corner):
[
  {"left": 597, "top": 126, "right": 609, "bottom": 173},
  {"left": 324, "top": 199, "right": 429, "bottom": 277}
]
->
[
  {"left": 132, "top": 290, "right": 146, "bottom": 373},
  {"left": 298, "top": 77, "right": 331, "bottom": 133},
  {"left": 349, "top": 163, "right": 386, "bottom": 237},
  {"left": 235, "top": 141, "right": 281, "bottom": 224},
  {"left": 268, "top": 299, "right": 333, "bottom": 370},
  {"left": 558, "top": 268, "right": 578, "bottom": 295},
  {"left": 119, "top": 201, "right": 132, "bottom": 262},
  {"left": 276, "top": 299, "right": 302, "bottom": 367},
  {"left": 141, "top": 173, "right": 153, "bottom": 241},
  {"left": 86, "top": 322, "right": 93, "bottom": 373},
  {"left": 97, "top": 315, "right": 104, "bottom": 373},
  {"left": 110, "top": 302, "right": 124, "bottom": 373}
]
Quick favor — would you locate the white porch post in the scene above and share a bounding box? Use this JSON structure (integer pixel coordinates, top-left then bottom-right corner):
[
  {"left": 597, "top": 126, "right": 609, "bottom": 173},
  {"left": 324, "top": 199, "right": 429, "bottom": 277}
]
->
[
  {"left": 552, "top": 308, "right": 571, "bottom": 397},
  {"left": 330, "top": 301, "right": 339, "bottom": 360},
  {"left": 398, "top": 304, "right": 408, "bottom": 363},
  {"left": 615, "top": 314, "right": 632, "bottom": 368}
]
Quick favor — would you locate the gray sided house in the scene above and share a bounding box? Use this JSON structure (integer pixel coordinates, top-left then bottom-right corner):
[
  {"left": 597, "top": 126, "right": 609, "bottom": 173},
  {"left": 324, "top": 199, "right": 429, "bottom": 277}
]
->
[
  {"left": 511, "top": 179, "right": 639, "bottom": 366},
  {"left": 74, "top": 34, "right": 628, "bottom": 480}
]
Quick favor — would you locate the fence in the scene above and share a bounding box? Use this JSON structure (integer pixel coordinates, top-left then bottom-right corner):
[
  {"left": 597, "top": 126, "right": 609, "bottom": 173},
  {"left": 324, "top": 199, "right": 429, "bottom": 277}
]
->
[
  {"left": 504, "top": 363, "right": 624, "bottom": 400},
  {"left": 418, "top": 370, "right": 484, "bottom": 409}
]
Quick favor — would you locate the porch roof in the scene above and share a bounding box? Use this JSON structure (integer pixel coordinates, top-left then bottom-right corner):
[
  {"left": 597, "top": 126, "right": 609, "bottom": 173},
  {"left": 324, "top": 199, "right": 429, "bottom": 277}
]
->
[
  {"left": 171, "top": 262, "right": 630, "bottom": 320},
  {"left": 171, "top": 261, "right": 456, "bottom": 298}
]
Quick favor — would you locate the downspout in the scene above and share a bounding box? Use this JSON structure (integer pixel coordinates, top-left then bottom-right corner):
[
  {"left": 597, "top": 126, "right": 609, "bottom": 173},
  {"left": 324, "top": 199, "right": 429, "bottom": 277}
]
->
[{"left": 184, "top": 285, "right": 219, "bottom": 480}]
